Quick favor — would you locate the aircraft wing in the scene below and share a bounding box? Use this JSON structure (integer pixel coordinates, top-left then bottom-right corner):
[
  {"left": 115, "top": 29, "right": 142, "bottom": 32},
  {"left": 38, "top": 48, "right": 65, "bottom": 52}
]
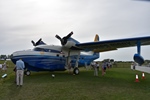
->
[{"left": 75, "top": 36, "right": 150, "bottom": 52}]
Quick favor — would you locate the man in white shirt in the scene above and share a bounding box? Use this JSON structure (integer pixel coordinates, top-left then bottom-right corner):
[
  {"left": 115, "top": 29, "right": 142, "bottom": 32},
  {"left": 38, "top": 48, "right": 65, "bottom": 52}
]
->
[{"left": 16, "top": 58, "right": 25, "bottom": 87}]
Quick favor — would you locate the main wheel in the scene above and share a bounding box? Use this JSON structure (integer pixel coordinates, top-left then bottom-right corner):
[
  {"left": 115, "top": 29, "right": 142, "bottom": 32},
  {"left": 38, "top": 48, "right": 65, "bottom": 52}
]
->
[{"left": 73, "top": 68, "right": 79, "bottom": 75}]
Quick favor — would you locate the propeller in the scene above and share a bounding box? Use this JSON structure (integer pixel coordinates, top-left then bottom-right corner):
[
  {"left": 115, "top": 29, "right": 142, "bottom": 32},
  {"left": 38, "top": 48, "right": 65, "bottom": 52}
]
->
[
  {"left": 31, "top": 38, "right": 46, "bottom": 46},
  {"left": 55, "top": 31, "right": 73, "bottom": 45}
]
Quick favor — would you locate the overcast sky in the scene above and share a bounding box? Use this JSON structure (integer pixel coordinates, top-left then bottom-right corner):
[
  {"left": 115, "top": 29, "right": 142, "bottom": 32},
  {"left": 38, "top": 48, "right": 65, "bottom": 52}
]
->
[{"left": 0, "top": 0, "right": 150, "bottom": 61}]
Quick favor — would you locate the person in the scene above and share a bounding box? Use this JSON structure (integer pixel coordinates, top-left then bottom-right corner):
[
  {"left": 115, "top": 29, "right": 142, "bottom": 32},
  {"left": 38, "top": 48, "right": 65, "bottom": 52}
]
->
[
  {"left": 101, "top": 61, "right": 107, "bottom": 76},
  {"left": 96, "top": 62, "right": 99, "bottom": 71},
  {"left": 16, "top": 58, "right": 25, "bottom": 87},
  {"left": 93, "top": 62, "right": 98, "bottom": 76},
  {"left": 2, "top": 61, "right": 7, "bottom": 72},
  {"left": 131, "top": 62, "right": 136, "bottom": 70},
  {"left": 0, "top": 64, "right": 2, "bottom": 72}
]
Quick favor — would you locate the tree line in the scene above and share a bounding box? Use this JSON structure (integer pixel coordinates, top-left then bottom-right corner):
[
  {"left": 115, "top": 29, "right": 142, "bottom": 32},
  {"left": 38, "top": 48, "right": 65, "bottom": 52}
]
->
[{"left": 0, "top": 55, "right": 11, "bottom": 60}]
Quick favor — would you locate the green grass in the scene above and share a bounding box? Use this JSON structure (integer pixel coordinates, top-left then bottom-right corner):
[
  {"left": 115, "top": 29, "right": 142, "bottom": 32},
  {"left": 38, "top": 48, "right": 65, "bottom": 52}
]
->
[{"left": 0, "top": 61, "right": 150, "bottom": 100}]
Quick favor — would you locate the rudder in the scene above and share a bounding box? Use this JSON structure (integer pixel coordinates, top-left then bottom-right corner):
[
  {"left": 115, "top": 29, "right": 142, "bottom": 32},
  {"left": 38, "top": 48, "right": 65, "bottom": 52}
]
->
[
  {"left": 94, "top": 34, "right": 99, "bottom": 42},
  {"left": 93, "top": 34, "right": 100, "bottom": 57}
]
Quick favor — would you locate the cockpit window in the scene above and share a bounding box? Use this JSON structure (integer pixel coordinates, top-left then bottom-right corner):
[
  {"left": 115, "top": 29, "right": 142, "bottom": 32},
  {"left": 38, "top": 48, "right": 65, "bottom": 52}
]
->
[
  {"left": 33, "top": 48, "right": 48, "bottom": 52},
  {"left": 33, "top": 47, "right": 60, "bottom": 53}
]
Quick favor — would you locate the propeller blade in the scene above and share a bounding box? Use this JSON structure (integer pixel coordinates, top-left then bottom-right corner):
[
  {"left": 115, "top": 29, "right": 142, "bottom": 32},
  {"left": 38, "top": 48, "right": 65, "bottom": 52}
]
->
[
  {"left": 55, "top": 35, "right": 64, "bottom": 45},
  {"left": 31, "top": 38, "right": 46, "bottom": 46},
  {"left": 55, "top": 35, "right": 62, "bottom": 40},
  {"left": 55, "top": 31, "right": 73, "bottom": 46},
  {"left": 35, "top": 38, "right": 42, "bottom": 46},
  {"left": 62, "top": 32, "right": 73, "bottom": 45},
  {"left": 31, "top": 40, "right": 36, "bottom": 46},
  {"left": 65, "top": 31, "right": 73, "bottom": 39}
]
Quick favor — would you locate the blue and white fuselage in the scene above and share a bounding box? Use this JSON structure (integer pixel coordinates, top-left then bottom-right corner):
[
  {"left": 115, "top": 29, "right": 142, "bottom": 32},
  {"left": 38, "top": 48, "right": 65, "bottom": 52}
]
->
[{"left": 11, "top": 45, "right": 99, "bottom": 73}]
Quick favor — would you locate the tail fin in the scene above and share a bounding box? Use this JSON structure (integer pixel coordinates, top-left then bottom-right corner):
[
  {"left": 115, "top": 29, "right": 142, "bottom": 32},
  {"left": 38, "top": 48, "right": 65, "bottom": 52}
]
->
[
  {"left": 93, "top": 34, "right": 99, "bottom": 58},
  {"left": 94, "top": 34, "right": 99, "bottom": 42}
]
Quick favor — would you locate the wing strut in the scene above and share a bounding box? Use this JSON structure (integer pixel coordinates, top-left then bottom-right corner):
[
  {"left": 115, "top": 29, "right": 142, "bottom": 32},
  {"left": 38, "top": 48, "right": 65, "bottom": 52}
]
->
[
  {"left": 137, "top": 41, "right": 141, "bottom": 55},
  {"left": 133, "top": 41, "right": 144, "bottom": 65},
  {"left": 75, "top": 52, "right": 80, "bottom": 68},
  {"left": 73, "top": 52, "right": 80, "bottom": 75},
  {"left": 65, "top": 50, "right": 71, "bottom": 70}
]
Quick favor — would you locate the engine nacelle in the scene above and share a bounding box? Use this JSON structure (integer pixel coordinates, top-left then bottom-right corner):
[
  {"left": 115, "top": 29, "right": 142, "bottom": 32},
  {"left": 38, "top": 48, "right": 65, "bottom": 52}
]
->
[
  {"left": 63, "top": 41, "right": 76, "bottom": 48},
  {"left": 133, "top": 54, "right": 144, "bottom": 65}
]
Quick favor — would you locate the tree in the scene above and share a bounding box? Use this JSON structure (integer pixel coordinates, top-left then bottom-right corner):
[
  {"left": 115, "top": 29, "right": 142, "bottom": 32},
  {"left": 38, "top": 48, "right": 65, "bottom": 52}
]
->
[
  {"left": 0, "top": 55, "right": 7, "bottom": 60},
  {"left": 110, "top": 59, "right": 114, "bottom": 63}
]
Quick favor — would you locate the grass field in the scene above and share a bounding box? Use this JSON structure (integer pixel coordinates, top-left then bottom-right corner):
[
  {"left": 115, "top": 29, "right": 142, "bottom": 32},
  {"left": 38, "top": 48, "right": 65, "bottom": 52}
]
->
[{"left": 0, "top": 61, "right": 150, "bottom": 100}]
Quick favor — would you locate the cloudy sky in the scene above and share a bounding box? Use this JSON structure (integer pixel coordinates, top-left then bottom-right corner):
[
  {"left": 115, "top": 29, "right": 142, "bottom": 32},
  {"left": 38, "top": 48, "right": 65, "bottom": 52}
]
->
[{"left": 0, "top": 0, "right": 150, "bottom": 61}]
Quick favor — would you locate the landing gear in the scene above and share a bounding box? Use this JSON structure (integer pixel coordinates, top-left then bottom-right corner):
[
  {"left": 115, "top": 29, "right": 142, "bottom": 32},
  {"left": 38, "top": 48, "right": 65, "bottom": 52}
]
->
[
  {"left": 73, "top": 68, "right": 79, "bottom": 75},
  {"left": 24, "top": 70, "right": 31, "bottom": 76},
  {"left": 65, "top": 50, "right": 80, "bottom": 75},
  {"left": 73, "top": 52, "right": 80, "bottom": 75}
]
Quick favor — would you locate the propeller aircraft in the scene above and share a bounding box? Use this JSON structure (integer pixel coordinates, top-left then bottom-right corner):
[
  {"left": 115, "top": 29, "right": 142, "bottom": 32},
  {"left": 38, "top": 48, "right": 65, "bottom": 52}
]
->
[{"left": 11, "top": 32, "right": 150, "bottom": 75}]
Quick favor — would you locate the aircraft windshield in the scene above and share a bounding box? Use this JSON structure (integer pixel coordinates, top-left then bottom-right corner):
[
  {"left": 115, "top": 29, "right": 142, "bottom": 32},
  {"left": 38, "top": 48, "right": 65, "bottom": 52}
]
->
[
  {"left": 33, "top": 47, "right": 60, "bottom": 53},
  {"left": 33, "top": 47, "right": 49, "bottom": 52}
]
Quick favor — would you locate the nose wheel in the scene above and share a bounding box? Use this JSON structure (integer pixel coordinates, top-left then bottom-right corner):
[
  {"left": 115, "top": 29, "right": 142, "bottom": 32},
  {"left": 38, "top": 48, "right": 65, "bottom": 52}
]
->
[{"left": 73, "top": 68, "right": 79, "bottom": 75}]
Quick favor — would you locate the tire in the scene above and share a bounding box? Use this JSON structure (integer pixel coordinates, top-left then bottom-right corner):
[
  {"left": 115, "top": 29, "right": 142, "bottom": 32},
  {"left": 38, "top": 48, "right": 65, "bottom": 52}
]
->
[
  {"left": 25, "top": 70, "right": 31, "bottom": 76},
  {"left": 73, "top": 68, "right": 79, "bottom": 75}
]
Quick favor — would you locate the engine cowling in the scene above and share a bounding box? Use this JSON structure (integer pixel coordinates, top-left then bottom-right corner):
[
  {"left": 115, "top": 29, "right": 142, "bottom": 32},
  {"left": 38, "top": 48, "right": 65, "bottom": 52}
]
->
[
  {"left": 55, "top": 31, "right": 76, "bottom": 49},
  {"left": 63, "top": 41, "right": 76, "bottom": 48},
  {"left": 133, "top": 54, "right": 144, "bottom": 65}
]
